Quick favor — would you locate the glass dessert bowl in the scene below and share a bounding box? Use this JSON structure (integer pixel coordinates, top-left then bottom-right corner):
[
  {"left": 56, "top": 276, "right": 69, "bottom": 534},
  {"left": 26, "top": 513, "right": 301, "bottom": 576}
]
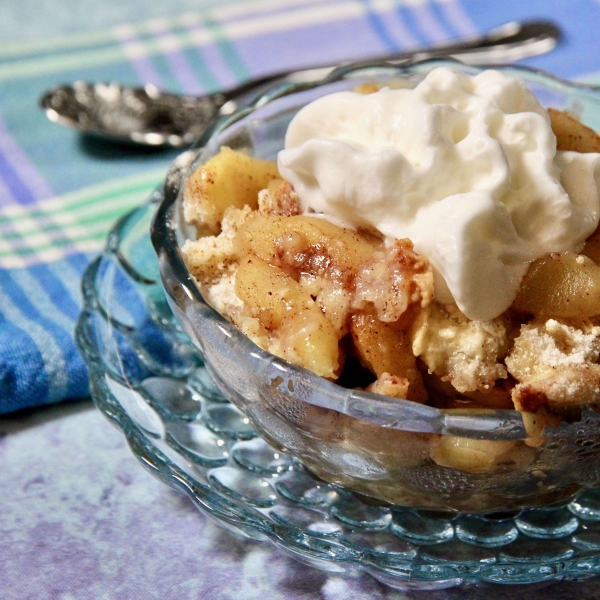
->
[{"left": 151, "top": 58, "right": 600, "bottom": 514}]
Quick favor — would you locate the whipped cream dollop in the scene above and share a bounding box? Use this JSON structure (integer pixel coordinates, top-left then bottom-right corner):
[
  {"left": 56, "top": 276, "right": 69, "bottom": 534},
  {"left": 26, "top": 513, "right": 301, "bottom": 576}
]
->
[{"left": 277, "top": 67, "right": 600, "bottom": 320}]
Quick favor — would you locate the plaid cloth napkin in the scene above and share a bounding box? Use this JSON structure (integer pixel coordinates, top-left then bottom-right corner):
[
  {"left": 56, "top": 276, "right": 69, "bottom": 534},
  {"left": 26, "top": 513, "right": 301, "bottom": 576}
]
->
[{"left": 2, "top": 0, "right": 600, "bottom": 414}]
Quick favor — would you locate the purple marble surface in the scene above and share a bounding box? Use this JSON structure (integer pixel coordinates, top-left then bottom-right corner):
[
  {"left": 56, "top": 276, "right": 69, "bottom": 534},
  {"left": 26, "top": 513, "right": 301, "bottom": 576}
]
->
[{"left": 3, "top": 401, "right": 600, "bottom": 599}]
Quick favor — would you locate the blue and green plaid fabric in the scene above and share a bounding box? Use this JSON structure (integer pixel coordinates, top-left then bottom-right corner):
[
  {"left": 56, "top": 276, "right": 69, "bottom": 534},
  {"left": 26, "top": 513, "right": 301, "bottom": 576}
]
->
[{"left": 2, "top": 0, "right": 600, "bottom": 413}]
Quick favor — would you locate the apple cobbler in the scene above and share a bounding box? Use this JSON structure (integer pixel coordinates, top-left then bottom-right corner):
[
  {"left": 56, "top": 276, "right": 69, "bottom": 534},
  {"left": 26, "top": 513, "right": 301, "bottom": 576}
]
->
[{"left": 181, "top": 107, "right": 600, "bottom": 458}]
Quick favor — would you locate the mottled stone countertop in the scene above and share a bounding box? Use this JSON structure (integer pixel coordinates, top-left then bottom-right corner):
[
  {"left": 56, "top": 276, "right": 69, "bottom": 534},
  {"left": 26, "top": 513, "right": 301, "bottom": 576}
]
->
[{"left": 2, "top": 401, "right": 600, "bottom": 599}]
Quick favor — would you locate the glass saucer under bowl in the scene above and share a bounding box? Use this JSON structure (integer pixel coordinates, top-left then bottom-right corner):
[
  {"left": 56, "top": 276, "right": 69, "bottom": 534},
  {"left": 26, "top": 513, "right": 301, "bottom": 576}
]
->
[{"left": 78, "top": 190, "right": 600, "bottom": 592}]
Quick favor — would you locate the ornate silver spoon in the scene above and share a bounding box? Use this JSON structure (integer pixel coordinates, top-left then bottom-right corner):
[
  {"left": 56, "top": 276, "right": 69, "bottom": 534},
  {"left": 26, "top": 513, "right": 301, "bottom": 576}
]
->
[{"left": 40, "top": 20, "right": 560, "bottom": 147}]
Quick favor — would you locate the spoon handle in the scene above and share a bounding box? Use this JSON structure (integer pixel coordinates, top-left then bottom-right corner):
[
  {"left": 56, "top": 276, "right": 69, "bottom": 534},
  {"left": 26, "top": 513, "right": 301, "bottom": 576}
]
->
[{"left": 218, "top": 20, "right": 560, "bottom": 103}]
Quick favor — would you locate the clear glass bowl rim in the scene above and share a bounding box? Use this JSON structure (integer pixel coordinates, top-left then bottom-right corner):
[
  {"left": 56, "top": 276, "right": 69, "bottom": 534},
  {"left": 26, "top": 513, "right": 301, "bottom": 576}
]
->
[{"left": 151, "top": 57, "right": 600, "bottom": 442}]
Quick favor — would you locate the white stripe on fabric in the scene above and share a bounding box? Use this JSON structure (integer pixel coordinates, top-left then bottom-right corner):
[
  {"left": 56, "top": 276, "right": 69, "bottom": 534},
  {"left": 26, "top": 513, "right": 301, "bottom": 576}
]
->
[
  {"left": 0, "top": 284, "right": 68, "bottom": 401},
  {"left": 112, "top": 23, "right": 165, "bottom": 89},
  {"left": 388, "top": 4, "right": 421, "bottom": 48},
  {"left": 112, "top": 25, "right": 156, "bottom": 61},
  {"left": 47, "top": 259, "right": 88, "bottom": 311},
  {"left": 0, "top": 229, "right": 55, "bottom": 256},
  {"left": 194, "top": 0, "right": 430, "bottom": 55},
  {"left": 0, "top": 240, "right": 105, "bottom": 269},
  {"left": 144, "top": 20, "right": 205, "bottom": 94},
  {"left": 0, "top": 170, "right": 163, "bottom": 220},
  {"left": 6, "top": 0, "right": 427, "bottom": 59},
  {"left": 210, "top": 0, "right": 347, "bottom": 22},
  {"left": 0, "top": 0, "right": 436, "bottom": 82},
  {"left": 114, "top": 41, "right": 149, "bottom": 61},
  {"left": 0, "top": 48, "right": 125, "bottom": 81},
  {"left": 0, "top": 197, "right": 151, "bottom": 269},
  {"left": 187, "top": 2, "right": 368, "bottom": 48},
  {"left": 0, "top": 29, "right": 113, "bottom": 57},
  {"left": 409, "top": 1, "right": 452, "bottom": 43},
  {"left": 0, "top": 209, "right": 131, "bottom": 252},
  {"left": 360, "top": 0, "right": 418, "bottom": 50},
  {"left": 0, "top": 0, "right": 312, "bottom": 56},
  {"left": 2, "top": 191, "right": 149, "bottom": 236},
  {"left": 0, "top": 169, "right": 160, "bottom": 268},
  {"left": 0, "top": 170, "right": 159, "bottom": 268},
  {"left": 146, "top": 25, "right": 189, "bottom": 54},
  {"left": 11, "top": 269, "right": 78, "bottom": 335},
  {"left": 435, "top": 0, "right": 479, "bottom": 38},
  {"left": 370, "top": 0, "right": 400, "bottom": 10},
  {"left": 125, "top": 0, "right": 420, "bottom": 56},
  {"left": 112, "top": 0, "right": 358, "bottom": 49}
]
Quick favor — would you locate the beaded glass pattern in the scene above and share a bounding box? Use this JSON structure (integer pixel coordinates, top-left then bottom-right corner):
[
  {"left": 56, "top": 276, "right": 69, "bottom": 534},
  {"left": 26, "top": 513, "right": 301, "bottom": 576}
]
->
[{"left": 78, "top": 196, "right": 600, "bottom": 590}]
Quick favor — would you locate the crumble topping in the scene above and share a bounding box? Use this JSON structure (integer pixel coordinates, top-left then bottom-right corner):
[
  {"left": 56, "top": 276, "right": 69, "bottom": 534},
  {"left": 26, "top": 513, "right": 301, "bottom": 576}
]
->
[
  {"left": 410, "top": 301, "right": 510, "bottom": 394},
  {"left": 506, "top": 318, "right": 600, "bottom": 410}
]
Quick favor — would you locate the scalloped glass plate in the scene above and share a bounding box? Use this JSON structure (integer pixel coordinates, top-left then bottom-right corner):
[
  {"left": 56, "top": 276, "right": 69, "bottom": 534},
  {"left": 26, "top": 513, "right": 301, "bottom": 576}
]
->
[{"left": 77, "top": 196, "right": 600, "bottom": 590}]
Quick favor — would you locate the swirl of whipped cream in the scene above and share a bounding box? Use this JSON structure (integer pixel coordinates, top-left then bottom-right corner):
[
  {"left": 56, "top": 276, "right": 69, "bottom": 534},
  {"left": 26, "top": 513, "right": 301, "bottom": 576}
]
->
[{"left": 278, "top": 67, "right": 600, "bottom": 320}]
